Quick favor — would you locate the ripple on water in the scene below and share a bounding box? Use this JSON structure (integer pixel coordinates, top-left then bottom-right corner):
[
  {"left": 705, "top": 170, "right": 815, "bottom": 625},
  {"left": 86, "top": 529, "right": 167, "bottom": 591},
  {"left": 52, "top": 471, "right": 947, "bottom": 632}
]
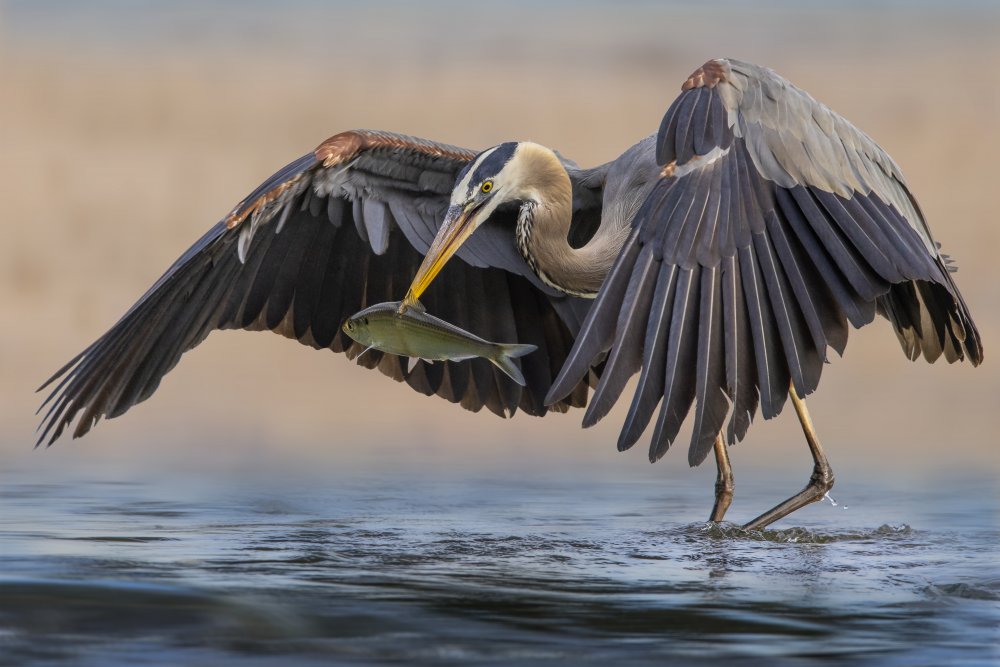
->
[
  {"left": 0, "top": 470, "right": 996, "bottom": 666},
  {"left": 62, "top": 536, "right": 179, "bottom": 543},
  {"left": 687, "top": 521, "right": 918, "bottom": 544},
  {"left": 925, "top": 581, "right": 1000, "bottom": 601}
]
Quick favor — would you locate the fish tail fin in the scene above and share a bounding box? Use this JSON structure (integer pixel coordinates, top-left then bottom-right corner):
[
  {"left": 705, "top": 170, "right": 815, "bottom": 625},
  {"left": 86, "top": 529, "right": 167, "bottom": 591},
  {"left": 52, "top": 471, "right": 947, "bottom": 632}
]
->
[{"left": 491, "top": 344, "right": 537, "bottom": 387}]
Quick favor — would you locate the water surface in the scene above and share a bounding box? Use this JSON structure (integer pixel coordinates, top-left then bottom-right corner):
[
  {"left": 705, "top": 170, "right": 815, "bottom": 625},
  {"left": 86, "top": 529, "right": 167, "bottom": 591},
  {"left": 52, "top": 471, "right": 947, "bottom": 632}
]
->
[{"left": 1, "top": 465, "right": 997, "bottom": 665}]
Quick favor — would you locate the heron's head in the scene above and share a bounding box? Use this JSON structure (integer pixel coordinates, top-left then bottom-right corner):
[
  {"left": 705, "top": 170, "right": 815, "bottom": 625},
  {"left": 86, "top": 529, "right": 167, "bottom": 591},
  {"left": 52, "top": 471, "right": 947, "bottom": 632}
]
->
[{"left": 403, "top": 141, "right": 563, "bottom": 305}]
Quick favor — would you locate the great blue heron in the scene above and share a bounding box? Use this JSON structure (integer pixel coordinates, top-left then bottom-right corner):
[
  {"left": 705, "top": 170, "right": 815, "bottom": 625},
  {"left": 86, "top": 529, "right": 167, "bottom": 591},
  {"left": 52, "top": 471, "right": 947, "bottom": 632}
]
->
[{"left": 38, "top": 59, "right": 982, "bottom": 529}]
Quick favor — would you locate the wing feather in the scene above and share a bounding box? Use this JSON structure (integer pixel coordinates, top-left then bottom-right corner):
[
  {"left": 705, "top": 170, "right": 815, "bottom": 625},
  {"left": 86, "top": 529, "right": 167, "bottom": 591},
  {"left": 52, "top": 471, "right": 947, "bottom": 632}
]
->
[
  {"left": 738, "top": 241, "right": 789, "bottom": 419},
  {"left": 39, "top": 130, "right": 596, "bottom": 444},
  {"left": 788, "top": 186, "right": 887, "bottom": 302},
  {"left": 754, "top": 215, "right": 823, "bottom": 396},
  {"left": 362, "top": 199, "right": 393, "bottom": 255},
  {"left": 689, "top": 88, "right": 714, "bottom": 158},
  {"left": 265, "top": 215, "right": 318, "bottom": 330},
  {"left": 583, "top": 246, "right": 658, "bottom": 427},
  {"left": 549, "top": 58, "right": 981, "bottom": 465},
  {"left": 618, "top": 263, "right": 678, "bottom": 451},
  {"left": 673, "top": 89, "right": 701, "bottom": 166},
  {"left": 649, "top": 266, "right": 700, "bottom": 461},
  {"left": 775, "top": 187, "right": 875, "bottom": 329},
  {"left": 291, "top": 214, "right": 338, "bottom": 339},
  {"left": 689, "top": 266, "right": 728, "bottom": 465},
  {"left": 722, "top": 254, "right": 757, "bottom": 443},
  {"left": 546, "top": 235, "right": 641, "bottom": 402},
  {"left": 765, "top": 207, "right": 832, "bottom": 358}
]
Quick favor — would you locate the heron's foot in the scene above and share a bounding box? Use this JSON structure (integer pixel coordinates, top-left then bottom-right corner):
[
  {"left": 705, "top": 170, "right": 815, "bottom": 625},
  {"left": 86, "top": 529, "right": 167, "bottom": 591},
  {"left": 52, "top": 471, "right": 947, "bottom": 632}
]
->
[
  {"left": 709, "top": 473, "right": 735, "bottom": 523},
  {"left": 741, "top": 463, "right": 834, "bottom": 531}
]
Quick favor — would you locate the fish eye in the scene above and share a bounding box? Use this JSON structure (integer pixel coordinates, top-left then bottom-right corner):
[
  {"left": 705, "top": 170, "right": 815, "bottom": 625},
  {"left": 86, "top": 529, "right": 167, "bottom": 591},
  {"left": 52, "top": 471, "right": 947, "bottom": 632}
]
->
[
  {"left": 480, "top": 180, "right": 493, "bottom": 194},
  {"left": 346, "top": 320, "right": 355, "bottom": 331}
]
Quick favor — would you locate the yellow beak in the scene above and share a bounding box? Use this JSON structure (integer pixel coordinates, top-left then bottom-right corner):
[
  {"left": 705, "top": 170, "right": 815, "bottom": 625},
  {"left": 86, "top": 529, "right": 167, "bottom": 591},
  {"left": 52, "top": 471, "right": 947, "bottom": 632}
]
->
[{"left": 401, "top": 202, "right": 481, "bottom": 309}]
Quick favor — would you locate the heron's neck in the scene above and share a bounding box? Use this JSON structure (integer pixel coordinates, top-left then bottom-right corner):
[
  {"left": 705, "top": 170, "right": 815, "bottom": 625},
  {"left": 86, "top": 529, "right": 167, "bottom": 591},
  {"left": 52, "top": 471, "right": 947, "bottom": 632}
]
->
[{"left": 513, "top": 147, "right": 621, "bottom": 298}]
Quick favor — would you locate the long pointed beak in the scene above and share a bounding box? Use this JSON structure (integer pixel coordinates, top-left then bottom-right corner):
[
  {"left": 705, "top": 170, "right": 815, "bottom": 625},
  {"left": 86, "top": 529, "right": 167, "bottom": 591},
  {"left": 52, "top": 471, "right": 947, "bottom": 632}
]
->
[{"left": 402, "top": 202, "right": 481, "bottom": 308}]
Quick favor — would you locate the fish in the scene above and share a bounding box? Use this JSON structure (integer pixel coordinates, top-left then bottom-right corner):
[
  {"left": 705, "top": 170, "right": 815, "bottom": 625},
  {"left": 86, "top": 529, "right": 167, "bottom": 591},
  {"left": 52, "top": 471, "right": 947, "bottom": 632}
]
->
[{"left": 342, "top": 301, "right": 537, "bottom": 386}]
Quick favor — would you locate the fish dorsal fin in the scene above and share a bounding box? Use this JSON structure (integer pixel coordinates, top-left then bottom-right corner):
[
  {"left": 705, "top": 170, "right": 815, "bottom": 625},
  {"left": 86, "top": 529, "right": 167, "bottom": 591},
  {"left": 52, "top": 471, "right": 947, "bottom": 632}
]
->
[{"left": 395, "top": 299, "right": 426, "bottom": 316}]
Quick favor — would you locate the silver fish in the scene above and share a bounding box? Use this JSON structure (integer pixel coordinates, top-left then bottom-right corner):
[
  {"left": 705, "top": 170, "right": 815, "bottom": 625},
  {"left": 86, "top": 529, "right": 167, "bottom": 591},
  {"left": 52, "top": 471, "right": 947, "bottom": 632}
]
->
[{"left": 342, "top": 301, "right": 536, "bottom": 386}]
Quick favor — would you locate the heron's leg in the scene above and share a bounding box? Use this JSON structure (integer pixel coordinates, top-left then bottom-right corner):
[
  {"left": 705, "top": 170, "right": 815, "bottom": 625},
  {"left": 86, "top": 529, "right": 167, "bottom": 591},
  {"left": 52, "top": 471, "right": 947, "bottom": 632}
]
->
[
  {"left": 709, "top": 433, "right": 734, "bottom": 522},
  {"left": 742, "top": 386, "right": 834, "bottom": 531}
]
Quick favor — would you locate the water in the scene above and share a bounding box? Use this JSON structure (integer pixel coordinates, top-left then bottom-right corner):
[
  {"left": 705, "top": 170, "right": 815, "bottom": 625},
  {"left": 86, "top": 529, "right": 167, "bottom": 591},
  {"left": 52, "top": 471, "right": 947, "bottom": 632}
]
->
[{"left": 0, "top": 464, "right": 997, "bottom": 666}]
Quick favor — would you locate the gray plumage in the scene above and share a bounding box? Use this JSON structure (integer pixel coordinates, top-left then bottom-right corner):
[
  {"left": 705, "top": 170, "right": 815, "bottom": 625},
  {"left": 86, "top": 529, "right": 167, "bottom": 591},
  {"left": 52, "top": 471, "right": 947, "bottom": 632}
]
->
[
  {"left": 39, "top": 58, "right": 982, "bottom": 491},
  {"left": 547, "top": 59, "right": 980, "bottom": 463}
]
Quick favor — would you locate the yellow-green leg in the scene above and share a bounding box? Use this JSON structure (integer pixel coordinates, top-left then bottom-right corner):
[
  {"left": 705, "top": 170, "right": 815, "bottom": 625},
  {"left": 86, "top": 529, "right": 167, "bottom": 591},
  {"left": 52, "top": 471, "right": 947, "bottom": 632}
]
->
[
  {"left": 742, "top": 386, "right": 834, "bottom": 530},
  {"left": 709, "top": 433, "right": 734, "bottom": 522}
]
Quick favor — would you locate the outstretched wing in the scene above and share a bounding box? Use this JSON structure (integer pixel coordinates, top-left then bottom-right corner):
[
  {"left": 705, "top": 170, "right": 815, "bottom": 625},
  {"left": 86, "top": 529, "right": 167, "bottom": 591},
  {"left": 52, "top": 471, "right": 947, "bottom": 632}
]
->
[
  {"left": 548, "top": 58, "right": 982, "bottom": 466},
  {"left": 38, "top": 130, "right": 595, "bottom": 445}
]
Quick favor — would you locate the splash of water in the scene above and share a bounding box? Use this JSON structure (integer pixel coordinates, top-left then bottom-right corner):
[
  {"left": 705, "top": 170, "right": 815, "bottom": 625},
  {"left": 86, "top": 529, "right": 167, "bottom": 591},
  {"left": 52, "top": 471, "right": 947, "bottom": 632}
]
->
[{"left": 824, "top": 492, "right": 848, "bottom": 510}]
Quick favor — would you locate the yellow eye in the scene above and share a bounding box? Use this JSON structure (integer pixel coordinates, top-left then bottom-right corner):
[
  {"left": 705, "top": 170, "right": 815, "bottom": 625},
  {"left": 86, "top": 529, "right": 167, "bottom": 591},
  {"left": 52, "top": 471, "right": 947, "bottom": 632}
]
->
[{"left": 480, "top": 180, "right": 493, "bottom": 194}]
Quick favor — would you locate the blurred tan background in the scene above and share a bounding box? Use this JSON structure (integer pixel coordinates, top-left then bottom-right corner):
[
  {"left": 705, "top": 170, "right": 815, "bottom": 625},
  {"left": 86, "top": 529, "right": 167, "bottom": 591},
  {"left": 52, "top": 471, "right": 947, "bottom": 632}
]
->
[{"left": 2, "top": 1, "right": 998, "bottom": 481}]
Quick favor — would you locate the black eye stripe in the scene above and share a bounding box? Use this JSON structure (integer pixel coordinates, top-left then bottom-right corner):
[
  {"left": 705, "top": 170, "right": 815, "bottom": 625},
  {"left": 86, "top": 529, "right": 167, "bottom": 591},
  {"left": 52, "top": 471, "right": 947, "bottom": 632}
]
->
[{"left": 467, "top": 142, "right": 517, "bottom": 193}]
